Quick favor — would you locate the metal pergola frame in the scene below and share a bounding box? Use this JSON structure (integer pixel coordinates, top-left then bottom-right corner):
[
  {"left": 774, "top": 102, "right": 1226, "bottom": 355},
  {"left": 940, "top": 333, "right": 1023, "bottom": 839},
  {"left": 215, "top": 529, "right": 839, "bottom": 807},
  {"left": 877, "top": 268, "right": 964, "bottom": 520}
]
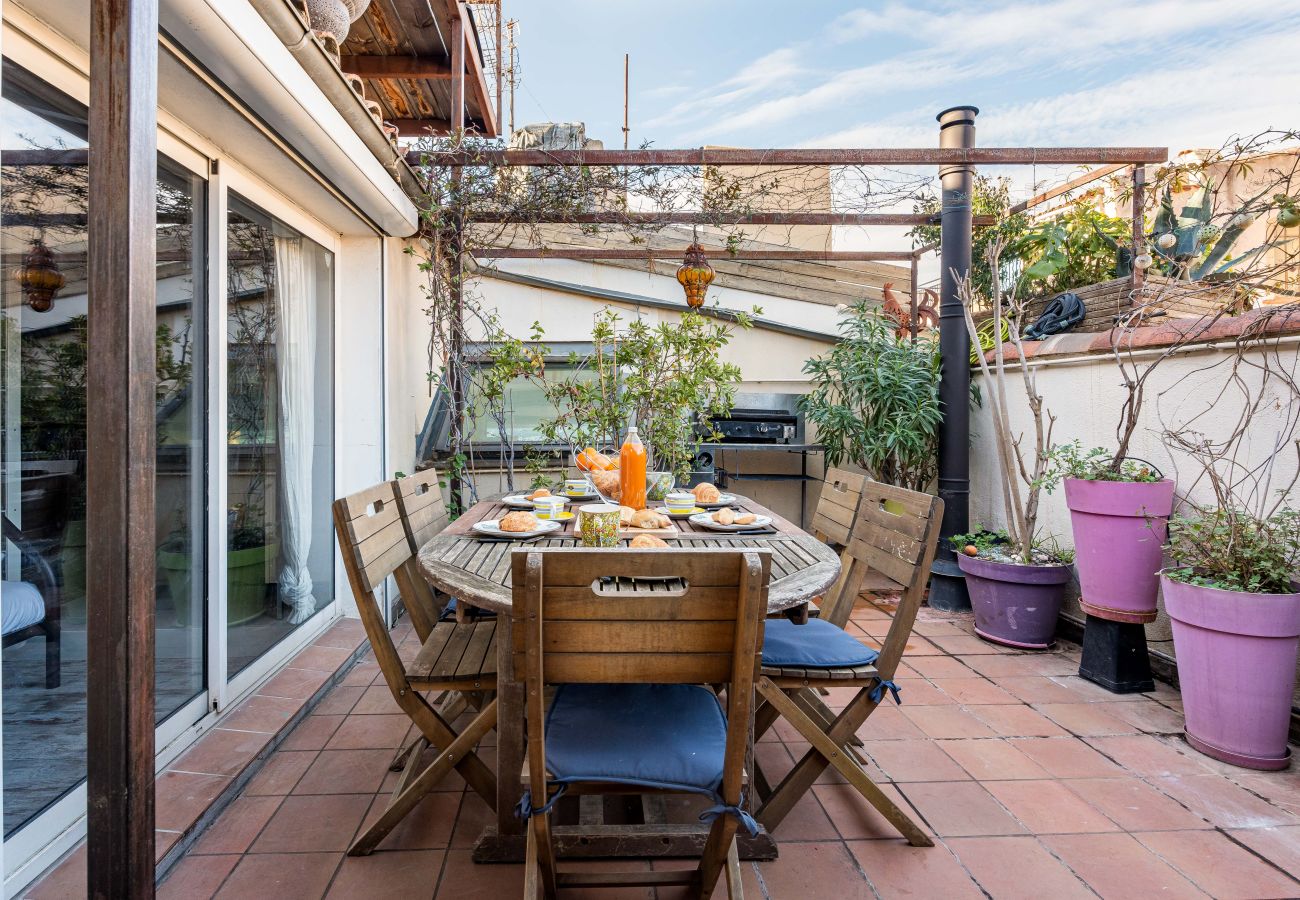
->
[{"left": 85, "top": 0, "right": 1168, "bottom": 889}]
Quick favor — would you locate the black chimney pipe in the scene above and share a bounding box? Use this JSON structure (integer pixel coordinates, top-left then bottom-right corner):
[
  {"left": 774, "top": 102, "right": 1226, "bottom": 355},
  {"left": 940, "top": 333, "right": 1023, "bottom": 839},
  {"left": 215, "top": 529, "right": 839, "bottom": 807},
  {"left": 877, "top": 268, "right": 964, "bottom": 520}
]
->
[{"left": 929, "top": 105, "right": 978, "bottom": 611}]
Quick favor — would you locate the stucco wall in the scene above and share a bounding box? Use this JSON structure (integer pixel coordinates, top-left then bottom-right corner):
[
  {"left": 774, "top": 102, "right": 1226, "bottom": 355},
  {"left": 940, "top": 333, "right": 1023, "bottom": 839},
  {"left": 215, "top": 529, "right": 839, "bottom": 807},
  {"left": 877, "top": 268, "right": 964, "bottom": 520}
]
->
[{"left": 969, "top": 329, "right": 1300, "bottom": 702}]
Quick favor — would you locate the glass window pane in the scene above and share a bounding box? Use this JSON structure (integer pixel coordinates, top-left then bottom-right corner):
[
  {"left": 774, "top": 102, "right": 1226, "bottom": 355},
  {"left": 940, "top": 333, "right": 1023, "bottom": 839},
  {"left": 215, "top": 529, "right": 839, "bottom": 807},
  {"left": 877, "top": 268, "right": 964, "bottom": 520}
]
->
[
  {"left": 0, "top": 61, "right": 206, "bottom": 838},
  {"left": 225, "top": 194, "right": 334, "bottom": 677}
]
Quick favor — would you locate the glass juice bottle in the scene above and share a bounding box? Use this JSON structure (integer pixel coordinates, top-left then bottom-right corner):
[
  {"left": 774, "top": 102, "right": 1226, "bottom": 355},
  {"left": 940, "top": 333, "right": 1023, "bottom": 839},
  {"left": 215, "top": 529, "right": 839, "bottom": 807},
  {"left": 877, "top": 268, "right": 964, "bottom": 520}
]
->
[{"left": 619, "top": 426, "right": 648, "bottom": 510}]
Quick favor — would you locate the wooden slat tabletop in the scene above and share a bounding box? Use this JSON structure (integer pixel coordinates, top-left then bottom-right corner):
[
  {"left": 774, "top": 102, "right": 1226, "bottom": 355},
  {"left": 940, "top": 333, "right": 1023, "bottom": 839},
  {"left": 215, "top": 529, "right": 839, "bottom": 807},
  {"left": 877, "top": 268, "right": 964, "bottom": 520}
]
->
[{"left": 418, "top": 494, "right": 841, "bottom": 615}]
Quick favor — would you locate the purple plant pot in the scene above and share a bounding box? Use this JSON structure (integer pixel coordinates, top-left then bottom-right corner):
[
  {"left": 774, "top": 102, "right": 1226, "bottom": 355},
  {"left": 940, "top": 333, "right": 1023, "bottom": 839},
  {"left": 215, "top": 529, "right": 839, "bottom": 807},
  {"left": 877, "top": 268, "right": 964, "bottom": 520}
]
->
[
  {"left": 957, "top": 554, "right": 1071, "bottom": 650},
  {"left": 1161, "top": 573, "right": 1300, "bottom": 771},
  {"left": 1065, "top": 478, "right": 1176, "bottom": 624}
]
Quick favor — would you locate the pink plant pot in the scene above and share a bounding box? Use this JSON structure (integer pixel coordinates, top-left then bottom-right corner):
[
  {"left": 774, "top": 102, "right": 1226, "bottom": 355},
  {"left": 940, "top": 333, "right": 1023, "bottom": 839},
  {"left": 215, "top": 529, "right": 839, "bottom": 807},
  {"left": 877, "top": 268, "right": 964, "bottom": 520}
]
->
[
  {"left": 957, "top": 554, "right": 1071, "bottom": 650},
  {"left": 1161, "top": 573, "right": 1300, "bottom": 770},
  {"left": 1065, "top": 478, "right": 1175, "bottom": 623}
]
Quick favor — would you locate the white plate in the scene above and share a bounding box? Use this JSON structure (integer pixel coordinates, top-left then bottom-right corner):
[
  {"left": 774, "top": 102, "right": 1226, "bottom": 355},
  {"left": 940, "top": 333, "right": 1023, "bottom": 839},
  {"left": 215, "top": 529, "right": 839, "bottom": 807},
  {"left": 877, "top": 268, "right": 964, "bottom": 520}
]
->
[
  {"left": 688, "top": 512, "right": 773, "bottom": 532},
  {"left": 502, "top": 493, "right": 564, "bottom": 509},
  {"left": 562, "top": 490, "right": 599, "bottom": 500},
  {"left": 694, "top": 493, "right": 739, "bottom": 509},
  {"left": 472, "top": 518, "right": 563, "bottom": 539}
]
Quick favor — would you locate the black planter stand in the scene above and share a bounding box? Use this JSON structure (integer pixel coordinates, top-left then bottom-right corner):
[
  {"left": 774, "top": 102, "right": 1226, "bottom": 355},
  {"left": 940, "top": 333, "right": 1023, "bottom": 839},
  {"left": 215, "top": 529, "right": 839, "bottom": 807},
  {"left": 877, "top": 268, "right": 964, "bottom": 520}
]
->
[
  {"left": 1078, "top": 615, "right": 1154, "bottom": 693},
  {"left": 928, "top": 556, "right": 971, "bottom": 611}
]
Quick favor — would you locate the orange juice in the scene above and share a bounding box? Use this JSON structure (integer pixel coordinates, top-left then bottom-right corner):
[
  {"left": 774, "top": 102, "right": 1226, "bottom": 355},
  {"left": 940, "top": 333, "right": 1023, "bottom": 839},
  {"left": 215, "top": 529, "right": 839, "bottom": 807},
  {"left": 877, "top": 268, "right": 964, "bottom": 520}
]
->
[{"left": 619, "top": 426, "right": 647, "bottom": 510}]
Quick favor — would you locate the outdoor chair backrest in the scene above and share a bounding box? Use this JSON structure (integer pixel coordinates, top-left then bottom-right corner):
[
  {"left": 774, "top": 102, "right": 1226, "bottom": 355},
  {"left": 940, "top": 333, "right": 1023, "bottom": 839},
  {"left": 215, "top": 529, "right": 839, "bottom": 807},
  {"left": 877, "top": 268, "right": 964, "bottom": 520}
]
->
[
  {"left": 810, "top": 467, "right": 867, "bottom": 547},
  {"left": 390, "top": 470, "right": 449, "bottom": 640},
  {"left": 511, "top": 548, "right": 769, "bottom": 686},
  {"left": 333, "top": 481, "right": 415, "bottom": 697},
  {"left": 838, "top": 480, "right": 944, "bottom": 674}
]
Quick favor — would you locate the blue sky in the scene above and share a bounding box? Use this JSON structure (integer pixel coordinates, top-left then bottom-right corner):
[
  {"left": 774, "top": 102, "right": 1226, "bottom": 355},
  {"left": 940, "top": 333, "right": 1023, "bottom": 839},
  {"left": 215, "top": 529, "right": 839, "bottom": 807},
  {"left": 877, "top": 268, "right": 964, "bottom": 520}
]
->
[{"left": 508, "top": 0, "right": 1300, "bottom": 161}]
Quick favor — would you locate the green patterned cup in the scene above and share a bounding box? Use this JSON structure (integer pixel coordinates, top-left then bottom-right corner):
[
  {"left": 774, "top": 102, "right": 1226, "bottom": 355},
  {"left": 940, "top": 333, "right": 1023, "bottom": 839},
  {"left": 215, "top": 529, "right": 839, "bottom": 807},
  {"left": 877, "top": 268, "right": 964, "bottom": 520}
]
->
[
  {"left": 577, "top": 503, "right": 621, "bottom": 548},
  {"left": 646, "top": 471, "right": 674, "bottom": 501}
]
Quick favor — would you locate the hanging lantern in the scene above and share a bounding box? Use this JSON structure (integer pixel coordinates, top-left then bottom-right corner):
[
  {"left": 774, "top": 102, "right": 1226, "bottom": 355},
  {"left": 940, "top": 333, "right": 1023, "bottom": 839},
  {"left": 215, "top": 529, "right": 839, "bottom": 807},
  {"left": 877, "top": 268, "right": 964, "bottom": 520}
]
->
[
  {"left": 676, "top": 242, "right": 714, "bottom": 309},
  {"left": 14, "top": 238, "right": 64, "bottom": 313}
]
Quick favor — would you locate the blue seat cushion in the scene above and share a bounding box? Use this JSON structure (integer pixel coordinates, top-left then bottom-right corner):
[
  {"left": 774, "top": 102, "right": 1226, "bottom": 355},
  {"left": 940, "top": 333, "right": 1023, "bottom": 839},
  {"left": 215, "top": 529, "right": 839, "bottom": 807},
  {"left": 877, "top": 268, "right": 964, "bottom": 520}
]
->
[
  {"left": 762, "top": 618, "right": 880, "bottom": 668},
  {"left": 544, "top": 683, "right": 727, "bottom": 795}
]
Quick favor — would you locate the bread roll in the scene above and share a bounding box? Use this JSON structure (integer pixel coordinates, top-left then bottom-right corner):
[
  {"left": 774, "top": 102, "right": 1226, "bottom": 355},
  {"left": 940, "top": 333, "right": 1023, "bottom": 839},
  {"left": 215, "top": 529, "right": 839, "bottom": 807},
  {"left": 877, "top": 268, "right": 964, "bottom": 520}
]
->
[
  {"left": 734, "top": 513, "right": 757, "bottom": 525},
  {"left": 591, "top": 469, "right": 621, "bottom": 500},
  {"left": 526, "top": 488, "right": 550, "bottom": 500},
  {"left": 713, "top": 508, "right": 735, "bottom": 525},
  {"left": 619, "top": 505, "right": 637, "bottom": 525},
  {"left": 631, "top": 509, "right": 668, "bottom": 529},
  {"left": 629, "top": 534, "right": 669, "bottom": 549},
  {"left": 499, "top": 511, "right": 541, "bottom": 533},
  {"left": 693, "top": 482, "right": 721, "bottom": 503}
]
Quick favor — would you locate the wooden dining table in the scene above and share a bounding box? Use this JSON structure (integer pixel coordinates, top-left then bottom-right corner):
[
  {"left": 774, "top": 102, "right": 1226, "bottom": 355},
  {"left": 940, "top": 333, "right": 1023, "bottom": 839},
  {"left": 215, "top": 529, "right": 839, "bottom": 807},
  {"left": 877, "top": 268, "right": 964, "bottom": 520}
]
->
[{"left": 416, "top": 493, "right": 842, "bottom": 863}]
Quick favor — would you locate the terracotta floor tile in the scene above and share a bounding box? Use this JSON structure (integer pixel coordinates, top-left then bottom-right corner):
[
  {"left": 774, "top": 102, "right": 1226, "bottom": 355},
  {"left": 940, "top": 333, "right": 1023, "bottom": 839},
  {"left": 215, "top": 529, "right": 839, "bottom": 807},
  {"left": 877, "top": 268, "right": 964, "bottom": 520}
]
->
[
  {"left": 1015, "top": 654, "right": 1081, "bottom": 677},
  {"left": 244, "top": 751, "right": 318, "bottom": 796},
  {"left": 997, "top": 676, "right": 1090, "bottom": 705},
  {"left": 1009, "top": 737, "right": 1124, "bottom": 778},
  {"left": 1152, "top": 774, "right": 1299, "bottom": 829},
  {"left": 1041, "top": 833, "right": 1207, "bottom": 899},
  {"left": 955, "top": 654, "right": 1043, "bottom": 677},
  {"left": 749, "top": 841, "right": 873, "bottom": 898},
  {"left": 291, "top": 644, "right": 355, "bottom": 673},
  {"left": 314, "top": 687, "right": 365, "bottom": 717},
  {"left": 867, "top": 739, "right": 971, "bottom": 782},
  {"left": 855, "top": 705, "right": 927, "bottom": 741},
  {"left": 781, "top": 739, "right": 852, "bottom": 785},
  {"left": 192, "top": 796, "right": 283, "bottom": 855},
  {"left": 890, "top": 678, "right": 953, "bottom": 705},
  {"left": 899, "top": 781, "right": 1027, "bottom": 837},
  {"left": 158, "top": 854, "right": 240, "bottom": 899},
  {"left": 1084, "top": 734, "right": 1217, "bottom": 777},
  {"left": 450, "top": 791, "right": 492, "bottom": 848},
  {"left": 259, "top": 666, "right": 331, "bottom": 701},
  {"left": 325, "top": 849, "right": 445, "bottom": 898},
  {"left": 222, "top": 695, "right": 304, "bottom": 735},
  {"left": 1061, "top": 777, "right": 1210, "bottom": 831},
  {"left": 324, "top": 714, "right": 412, "bottom": 750},
  {"left": 172, "top": 728, "right": 273, "bottom": 778},
  {"left": 156, "top": 829, "right": 182, "bottom": 863},
  {"left": 904, "top": 655, "right": 976, "bottom": 679},
  {"left": 293, "top": 748, "right": 394, "bottom": 795},
  {"left": 927, "top": 634, "right": 1003, "bottom": 655},
  {"left": 312, "top": 618, "right": 368, "bottom": 650},
  {"left": 1135, "top": 829, "right": 1300, "bottom": 899},
  {"left": 968, "top": 704, "right": 1068, "bottom": 738},
  {"left": 1104, "top": 699, "right": 1188, "bottom": 734},
  {"left": 897, "top": 635, "right": 942, "bottom": 656},
  {"left": 1050, "top": 675, "right": 1136, "bottom": 702},
  {"left": 350, "top": 684, "right": 405, "bottom": 715},
  {"left": 984, "top": 779, "right": 1121, "bottom": 834},
  {"left": 946, "top": 836, "right": 1095, "bottom": 900},
  {"left": 435, "top": 848, "right": 524, "bottom": 898},
  {"left": 900, "top": 705, "right": 996, "bottom": 739},
  {"left": 813, "top": 783, "right": 929, "bottom": 841},
  {"left": 940, "top": 738, "right": 1051, "bottom": 781},
  {"left": 911, "top": 619, "right": 971, "bottom": 637},
  {"left": 357, "top": 790, "right": 462, "bottom": 850},
  {"left": 931, "top": 677, "right": 1017, "bottom": 705},
  {"left": 1033, "top": 702, "right": 1140, "bottom": 736},
  {"left": 848, "top": 840, "right": 983, "bottom": 899},
  {"left": 280, "top": 715, "right": 346, "bottom": 751},
  {"left": 156, "top": 770, "right": 233, "bottom": 832},
  {"left": 1231, "top": 772, "right": 1300, "bottom": 817},
  {"left": 652, "top": 857, "right": 763, "bottom": 899},
  {"left": 340, "top": 661, "right": 381, "bottom": 688},
  {"left": 250, "top": 794, "right": 372, "bottom": 854},
  {"left": 765, "top": 787, "right": 842, "bottom": 841},
  {"left": 1227, "top": 825, "right": 1300, "bottom": 875},
  {"left": 216, "top": 852, "right": 340, "bottom": 900}
]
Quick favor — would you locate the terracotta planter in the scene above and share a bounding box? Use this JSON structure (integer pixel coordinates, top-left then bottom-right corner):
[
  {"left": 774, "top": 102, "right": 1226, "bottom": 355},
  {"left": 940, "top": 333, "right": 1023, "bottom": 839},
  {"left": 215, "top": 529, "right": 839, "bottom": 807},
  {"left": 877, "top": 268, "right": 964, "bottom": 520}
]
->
[
  {"left": 957, "top": 554, "right": 1071, "bottom": 650},
  {"left": 1065, "top": 478, "right": 1175, "bottom": 623},
  {"left": 1161, "top": 573, "right": 1300, "bottom": 770}
]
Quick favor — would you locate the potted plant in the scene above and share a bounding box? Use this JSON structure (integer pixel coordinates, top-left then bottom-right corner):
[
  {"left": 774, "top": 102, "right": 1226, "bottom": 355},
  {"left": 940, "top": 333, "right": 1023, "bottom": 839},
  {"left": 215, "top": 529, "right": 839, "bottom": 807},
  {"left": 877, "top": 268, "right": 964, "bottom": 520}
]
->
[
  {"left": 955, "top": 233, "right": 1073, "bottom": 649},
  {"left": 1041, "top": 442, "right": 1175, "bottom": 624},
  {"left": 800, "top": 300, "right": 942, "bottom": 492},
  {"left": 1161, "top": 506, "right": 1300, "bottom": 770}
]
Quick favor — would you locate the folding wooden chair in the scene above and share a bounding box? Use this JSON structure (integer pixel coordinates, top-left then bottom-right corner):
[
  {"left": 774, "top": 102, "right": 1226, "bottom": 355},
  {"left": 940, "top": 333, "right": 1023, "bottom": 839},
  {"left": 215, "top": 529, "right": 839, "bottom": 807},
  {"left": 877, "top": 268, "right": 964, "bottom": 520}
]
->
[
  {"left": 333, "top": 481, "right": 499, "bottom": 856},
  {"left": 514, "top": 548, "right": 769, "bottom": 899},
  {"left": 798, "top": 467, "right": 867, "bottom": 623},
  {"left": 754, "top": 481, "right": 943, "bottom": 846}
]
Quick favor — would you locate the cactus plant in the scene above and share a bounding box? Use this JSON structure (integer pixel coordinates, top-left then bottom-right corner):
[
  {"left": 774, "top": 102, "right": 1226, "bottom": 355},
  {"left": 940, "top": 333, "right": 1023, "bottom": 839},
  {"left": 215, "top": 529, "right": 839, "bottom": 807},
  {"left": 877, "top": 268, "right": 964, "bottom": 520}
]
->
[{"left": 1149, "top": 181, "right": 1278, "bottom": 281}]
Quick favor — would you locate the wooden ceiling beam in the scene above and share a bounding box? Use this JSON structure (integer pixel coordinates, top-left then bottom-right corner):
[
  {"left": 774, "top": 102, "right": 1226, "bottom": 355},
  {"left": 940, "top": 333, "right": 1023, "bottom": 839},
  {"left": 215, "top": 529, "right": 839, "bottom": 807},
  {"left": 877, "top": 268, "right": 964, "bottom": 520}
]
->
[
  {"left": 340, "top": 54, "right": 452, "bottom": 79},
  {"left": 391, "top": 117, "right": 453, "bottom": 136}
]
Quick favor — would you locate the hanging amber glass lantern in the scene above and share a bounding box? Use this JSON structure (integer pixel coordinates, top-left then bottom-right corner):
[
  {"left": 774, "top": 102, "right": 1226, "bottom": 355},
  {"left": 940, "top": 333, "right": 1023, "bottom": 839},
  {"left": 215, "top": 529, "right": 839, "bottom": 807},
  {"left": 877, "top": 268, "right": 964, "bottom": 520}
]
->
[
  {"left": 676, "top": 242, "right": 714, "bottom": 309},
  {"left": 14, "top": 238, "right": 65, "bottom": 313}
]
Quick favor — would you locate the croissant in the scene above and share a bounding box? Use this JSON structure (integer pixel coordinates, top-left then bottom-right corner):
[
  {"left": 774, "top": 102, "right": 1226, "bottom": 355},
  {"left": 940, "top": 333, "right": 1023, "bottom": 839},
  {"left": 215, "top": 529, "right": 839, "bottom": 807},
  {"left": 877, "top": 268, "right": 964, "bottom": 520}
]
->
[
  {"left": 693, "top": 482, "right": 721, "bottom": 503},
  {"left": 526, "top": 488, "right": 551, "bottom": 500},
  {"left": 629, "top": 534, "right": 669, "bottom": 548},
  {"left": 499, "top": 511, "right": 541, "bottom": 532},
  {"left": 734, "top": 513, "right": 757, "bottom": 526},
  {"left": 631, "top": 509, "right": 668, "bottom": 529},
  {"left": 713, "top": 508, "right": 735, "bottom": 526},
  {"left": 619, "top": 505, "right": 637, "bottom": 525},
  {"left": 591, "top": 469, "right": 622, "bottom": 500}
]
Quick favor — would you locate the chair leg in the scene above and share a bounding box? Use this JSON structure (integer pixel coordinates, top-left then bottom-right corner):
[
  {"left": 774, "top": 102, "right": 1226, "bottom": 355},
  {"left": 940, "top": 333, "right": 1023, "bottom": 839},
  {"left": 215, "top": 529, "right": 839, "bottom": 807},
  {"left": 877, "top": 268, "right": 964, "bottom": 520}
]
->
[
  {"left": 388, "top": 734, "right": 427, "bottom": 772},
  {"left": 757, "top": 679, "right": 932, "bottom": 847},
  {"left": 531, "top": 808, "right": 558, "bottom": 899},
  {"left": 724, "top": 839, "right": 744, "bottom": 899},
  {"left": 349, "top": 699, "right": 497, "bottom": 855},
  {"left": 696, "top": 813, "right": 739, "bottom": 899}
]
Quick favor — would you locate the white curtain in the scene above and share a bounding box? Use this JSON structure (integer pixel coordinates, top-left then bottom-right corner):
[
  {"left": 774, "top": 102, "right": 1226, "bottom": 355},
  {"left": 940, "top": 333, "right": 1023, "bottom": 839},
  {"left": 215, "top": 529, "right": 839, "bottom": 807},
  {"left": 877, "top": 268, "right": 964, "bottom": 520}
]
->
[{"left": 273, "top": 235, "right": 318, "bottom": 624}]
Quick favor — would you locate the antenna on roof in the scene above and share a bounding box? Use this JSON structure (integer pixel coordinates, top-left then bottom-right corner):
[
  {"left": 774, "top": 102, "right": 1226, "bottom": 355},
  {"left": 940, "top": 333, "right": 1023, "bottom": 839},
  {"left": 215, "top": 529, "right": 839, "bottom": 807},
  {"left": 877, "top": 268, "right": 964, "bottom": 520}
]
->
[{"left": 623, "top": 53, "right": 630, "bottom": 150}]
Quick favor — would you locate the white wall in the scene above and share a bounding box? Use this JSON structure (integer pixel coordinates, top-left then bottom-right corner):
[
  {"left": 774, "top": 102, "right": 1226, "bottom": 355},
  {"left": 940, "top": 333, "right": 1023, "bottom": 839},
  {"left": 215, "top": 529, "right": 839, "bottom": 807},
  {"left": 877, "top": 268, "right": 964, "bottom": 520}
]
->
[{"left": 970, "top": 335, "right": 1300, "bottom": 668}]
